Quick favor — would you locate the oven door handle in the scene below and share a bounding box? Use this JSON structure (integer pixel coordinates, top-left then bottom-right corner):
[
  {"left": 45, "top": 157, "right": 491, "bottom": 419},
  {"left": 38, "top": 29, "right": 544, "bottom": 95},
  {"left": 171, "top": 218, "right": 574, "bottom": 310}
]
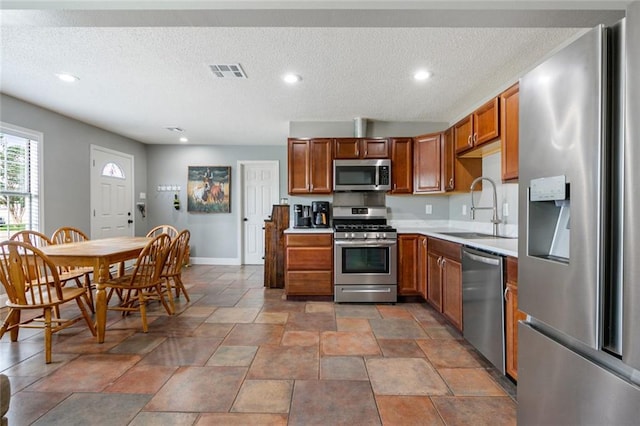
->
[
  {"left": 334, "top": 240, "right": 397, "bottom": 247},
  {"left": 340, "top": 288, "right": 392, "bottom": 293}
]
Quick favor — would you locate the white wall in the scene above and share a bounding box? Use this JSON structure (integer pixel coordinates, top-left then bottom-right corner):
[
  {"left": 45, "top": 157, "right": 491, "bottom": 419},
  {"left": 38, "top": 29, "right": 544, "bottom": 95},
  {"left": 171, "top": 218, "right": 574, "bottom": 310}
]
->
[{"left": 449, "top": 152, "right": 519, "bottom": 235}]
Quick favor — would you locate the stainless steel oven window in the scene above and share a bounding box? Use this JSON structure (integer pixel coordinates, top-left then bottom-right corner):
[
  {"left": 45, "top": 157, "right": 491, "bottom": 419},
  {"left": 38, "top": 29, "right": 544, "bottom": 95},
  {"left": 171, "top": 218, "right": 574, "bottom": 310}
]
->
[{"left": 341, "top": 246, "right": 390, "bottom": 274}]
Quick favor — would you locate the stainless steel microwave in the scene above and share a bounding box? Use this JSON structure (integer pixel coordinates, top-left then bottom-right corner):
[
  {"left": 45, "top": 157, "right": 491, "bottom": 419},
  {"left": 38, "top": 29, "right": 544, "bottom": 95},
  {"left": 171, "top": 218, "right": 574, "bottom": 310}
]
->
[{"left": 333, "top": 159, "right": 391, "bottom": 192}]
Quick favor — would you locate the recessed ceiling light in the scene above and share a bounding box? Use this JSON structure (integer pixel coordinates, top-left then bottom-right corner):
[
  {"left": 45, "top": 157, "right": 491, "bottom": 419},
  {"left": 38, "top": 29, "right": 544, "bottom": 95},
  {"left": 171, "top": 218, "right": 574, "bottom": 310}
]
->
[
  {"left": 283, "top": 73, "right": 302, "bottom": 84},
  {"left": 56, "top": 73, "right": 79, "bottom": 83},
  {"left": 179, "top": 137, "right": 188, "bottom": 143},
  {"left": 414, "top": 70, "right": 432, "bottom": 81}
]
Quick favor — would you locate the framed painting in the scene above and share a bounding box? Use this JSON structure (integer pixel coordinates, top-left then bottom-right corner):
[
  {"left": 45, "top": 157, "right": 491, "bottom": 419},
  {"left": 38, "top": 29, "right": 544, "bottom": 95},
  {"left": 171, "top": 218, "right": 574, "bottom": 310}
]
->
[{"left": 187, "top": 166, "right": 231, "bottom": 213}]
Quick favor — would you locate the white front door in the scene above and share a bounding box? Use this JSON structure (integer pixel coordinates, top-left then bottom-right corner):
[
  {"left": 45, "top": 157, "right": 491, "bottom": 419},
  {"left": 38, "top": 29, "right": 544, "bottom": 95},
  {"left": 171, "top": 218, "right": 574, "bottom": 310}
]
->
[
  {"left": 90, "top": 145, "right": 134, "bottom": 239},
  {"left": 240, "top": 161, "right": 279, "bottom": 265}
]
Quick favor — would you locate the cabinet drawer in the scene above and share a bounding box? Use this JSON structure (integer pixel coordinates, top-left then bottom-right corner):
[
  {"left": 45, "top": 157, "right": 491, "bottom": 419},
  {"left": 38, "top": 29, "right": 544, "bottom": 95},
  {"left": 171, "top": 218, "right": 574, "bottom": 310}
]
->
[
  {"left": 506, "top": 256, "right": 518, "bottom": 285},
  {"left": 286, "top": 233, "right": 333, "bottom": 247},
  {"left": 427, "top": 237, "right": 461, "bottom": 261},
  {"left": 286, "top": 246, "right": 332, "bottom": 270},
  {"left": 286, "top": 271, "right": 333, "bottom": 295}
]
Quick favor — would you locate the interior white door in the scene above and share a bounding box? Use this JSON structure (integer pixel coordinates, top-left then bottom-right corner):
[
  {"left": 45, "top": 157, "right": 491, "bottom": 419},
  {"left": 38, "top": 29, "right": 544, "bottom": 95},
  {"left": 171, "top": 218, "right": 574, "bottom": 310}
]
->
[
  {"left": 242, "top": 161, "right": 279, "bottom": 265},
  {"left": 90, "top": 145, "right": 134, "bottom": 239}
]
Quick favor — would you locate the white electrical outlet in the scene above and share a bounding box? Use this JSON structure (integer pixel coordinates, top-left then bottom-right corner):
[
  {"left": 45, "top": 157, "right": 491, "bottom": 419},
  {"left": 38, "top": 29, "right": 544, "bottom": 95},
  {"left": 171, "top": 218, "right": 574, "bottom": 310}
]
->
[
  {"left": 462, "top": 204, "right": 467, "bottom": 216},
  {"left": 425, "top": 204, "right": 433, "bottom": 215},
  {"left": 503, "top": 203, "right": 509, "bottom": 217}
]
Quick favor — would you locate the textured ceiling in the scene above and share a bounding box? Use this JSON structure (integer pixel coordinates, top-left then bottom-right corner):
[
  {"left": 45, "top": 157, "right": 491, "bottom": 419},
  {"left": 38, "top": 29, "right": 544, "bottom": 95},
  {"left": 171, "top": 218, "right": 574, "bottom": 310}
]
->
[{"left": 0, "top": 2, "right": 626, "bottom": 145}]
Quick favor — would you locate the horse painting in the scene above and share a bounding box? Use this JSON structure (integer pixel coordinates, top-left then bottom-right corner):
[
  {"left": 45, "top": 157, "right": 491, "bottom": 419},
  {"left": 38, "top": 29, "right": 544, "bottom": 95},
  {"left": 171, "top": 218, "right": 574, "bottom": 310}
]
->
[{"left": 187, "top": 166, "right": 231, "bottom": 213}]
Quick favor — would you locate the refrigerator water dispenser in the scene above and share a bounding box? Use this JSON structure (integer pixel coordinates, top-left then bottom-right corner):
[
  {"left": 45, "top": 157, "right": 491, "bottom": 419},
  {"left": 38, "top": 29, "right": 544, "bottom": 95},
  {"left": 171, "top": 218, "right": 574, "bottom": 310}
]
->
[{"left": 527, "top": 176, "right": 571, "bottom": 262}]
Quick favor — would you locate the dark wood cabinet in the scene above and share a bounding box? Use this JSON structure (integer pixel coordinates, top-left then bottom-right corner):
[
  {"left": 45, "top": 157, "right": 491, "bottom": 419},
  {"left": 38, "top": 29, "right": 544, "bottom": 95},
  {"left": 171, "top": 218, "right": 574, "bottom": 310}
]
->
[
  {"left": 417, "top": 235, "right": 428, "bottom": 300},
  {"left": 285, "top": 233, "right": 333, "bottom": 296},
  {"left": 501, "top": 83, "right": 519, "bottom": 182},
  {"left": 505, "top": 256, "right": 526, "bottom": 380},
  {"left": 334, "top": 138, "right": 389, "bottom": 159},
  {"left": 454, "top": 97, "right": 500, "bottom": 154},
  {"left": 413, "top": 132, "right": 442, "bottom": 193},
  {"left": 287, "top": 138, "right": 333, "bottom": 194},
  {"left": 389, "top": 137, "right": 413, "bottom": 194},
  {"left": 263, "top": 205, "right": 290, "bottom": 289},
  {"left": 398, "top": 234, "right": 420, "bottom": 296},
  {"left": 427, "top": 237, "right": 463, "bottom": 331},
  {"left": 443, "top": 127, "right": 483, "bottom": 192}
]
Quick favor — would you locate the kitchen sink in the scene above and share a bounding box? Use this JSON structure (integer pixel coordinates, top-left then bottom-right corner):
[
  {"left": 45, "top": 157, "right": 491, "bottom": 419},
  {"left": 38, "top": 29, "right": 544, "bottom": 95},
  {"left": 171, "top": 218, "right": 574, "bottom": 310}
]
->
[{"left": 437, "top": 231, "right": 515, "bottom": 240}]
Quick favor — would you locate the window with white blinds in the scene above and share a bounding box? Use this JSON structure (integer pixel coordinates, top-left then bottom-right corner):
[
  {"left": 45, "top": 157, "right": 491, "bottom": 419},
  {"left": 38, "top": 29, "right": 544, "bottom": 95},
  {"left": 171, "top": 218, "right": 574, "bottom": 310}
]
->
[{"left": 0, "top": 124, "right": 41, "bottom": 241}]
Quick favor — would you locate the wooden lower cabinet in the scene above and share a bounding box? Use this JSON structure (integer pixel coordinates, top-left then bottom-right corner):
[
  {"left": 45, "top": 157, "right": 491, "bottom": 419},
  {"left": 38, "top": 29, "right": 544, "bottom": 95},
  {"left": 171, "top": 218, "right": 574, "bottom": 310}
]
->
[
  {"left": 505, "top": 256, "right": 526, "bottom": 380},
  {"left": 426, "top": 237, "right": 463, "bottom": 331},
  {"left": 398, "top": 234, "right": 420, "bottom": 296},
  {"left": 285, "top": 233, "right": 333, "bottom": 296}
]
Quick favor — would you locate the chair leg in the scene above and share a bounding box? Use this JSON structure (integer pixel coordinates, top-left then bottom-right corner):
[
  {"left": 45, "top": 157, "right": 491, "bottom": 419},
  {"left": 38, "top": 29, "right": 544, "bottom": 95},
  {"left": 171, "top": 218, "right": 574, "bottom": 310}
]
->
[
  {"left": 162, "top": 281, "right": 175, "bottom": 315},
  {"left": 44, "top": 307, "right": 52, "bottom": 364},
  {"left": 75, "top": 297, "right": 96, "bottom": 336},
  {"left": 138, "top": 293, "right": 148, "bottom": 332},
  {"left": 84, "top": 273, "right": 95, "bottom": 313},
  {"left": 176, "top": 275, "right": 190, "bottom": 302},
  {"left": 0, "top": 309, "right": 19, "bottom": 341},
  {"left": 9, "top": 310, "right": 21, "bottom": 342}
]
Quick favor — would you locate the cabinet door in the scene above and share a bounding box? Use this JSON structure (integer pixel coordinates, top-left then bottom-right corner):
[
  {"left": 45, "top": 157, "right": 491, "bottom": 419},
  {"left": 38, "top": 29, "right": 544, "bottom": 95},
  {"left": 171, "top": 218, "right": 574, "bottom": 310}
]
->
[
  {"left": 442, "top": 128, "right": 455, "bottom": 191},
  {"left": 288, "top": 139, "right": 310, "bottom": 194},
  {"left": 505, "top": 256, "right": 525, "bottom": 380},
  {"left": 362, "top": 138, "right": 389, "bottom": 159},
  {"left": 501, "top": 83, "right": 519, "bottom": 181},
  {"left": 417, "top": 236, "right": 428, "bottom": 300},
  {"left": 442, "top": 257, "right": 463, "bottom": 331},
  {"left": 427, "top": 252, "right": 443, "bottom": 311},
  {"left": 309, "top": 138, "right": 333, "bottom": 193},
  {"left": 398, "top": 234, "right": 420, "bottom": 296},
  {"left": 454, "top": 115, "right": 474, "bottom": 154},
  {"left": 389, "top": 137, "right": 413, "bottom": 194},
  {"left": 334, "top": 138, "right": 360, "bottom": 159},
  {"left": 473, "top": 97, "right": 500, "bottom": 147},
  {"left": 414, "top": 133, "right": 442, "bottom": 193}
]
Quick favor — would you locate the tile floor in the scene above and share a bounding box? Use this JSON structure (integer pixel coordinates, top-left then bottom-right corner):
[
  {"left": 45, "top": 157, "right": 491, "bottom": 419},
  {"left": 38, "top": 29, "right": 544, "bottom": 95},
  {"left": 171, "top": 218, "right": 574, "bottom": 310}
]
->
[{"left": 1, "top": 265, "right": 517, "bottom": 425}]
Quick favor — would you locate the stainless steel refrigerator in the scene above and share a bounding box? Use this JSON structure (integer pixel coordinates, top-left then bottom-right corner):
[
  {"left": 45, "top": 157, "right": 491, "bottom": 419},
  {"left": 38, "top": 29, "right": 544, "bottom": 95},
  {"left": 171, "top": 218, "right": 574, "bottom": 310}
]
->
[{"left": 518, "top": 16, "right": 640, "bottom": 425}]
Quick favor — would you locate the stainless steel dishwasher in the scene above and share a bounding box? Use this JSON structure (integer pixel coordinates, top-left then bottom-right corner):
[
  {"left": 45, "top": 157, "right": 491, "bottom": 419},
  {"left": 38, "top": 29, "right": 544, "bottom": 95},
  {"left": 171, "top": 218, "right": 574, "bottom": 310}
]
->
[{"left": 462, "top": 247, "right": 505, "bottom": 374}]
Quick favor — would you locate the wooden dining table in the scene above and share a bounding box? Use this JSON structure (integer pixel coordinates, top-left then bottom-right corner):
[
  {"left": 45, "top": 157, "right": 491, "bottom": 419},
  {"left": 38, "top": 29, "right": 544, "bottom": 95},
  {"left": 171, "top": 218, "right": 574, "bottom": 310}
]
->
[{"left": 40, "top": 236, "right": 151, "bottom": 343}]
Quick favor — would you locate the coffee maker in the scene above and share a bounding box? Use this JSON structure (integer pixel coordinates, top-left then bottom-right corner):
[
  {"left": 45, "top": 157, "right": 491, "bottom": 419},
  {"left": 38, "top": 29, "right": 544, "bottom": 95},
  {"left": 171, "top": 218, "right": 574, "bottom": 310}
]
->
[
  {"left": 311, "top": 201, "right": 330, "bottom": 228},
  {"left": 293, "top": 204, "right": 311, "bottom": 228}
]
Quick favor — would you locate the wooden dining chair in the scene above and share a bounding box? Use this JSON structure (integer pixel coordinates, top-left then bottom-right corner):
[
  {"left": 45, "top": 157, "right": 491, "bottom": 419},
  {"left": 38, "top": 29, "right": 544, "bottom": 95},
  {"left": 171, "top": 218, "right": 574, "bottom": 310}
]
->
[
  {"left": 101, "top": 234, "right": 173, "bottom": 332},
  {"left": 161, "top": 229, "right": 191, "bottom": 304},
  {"left": 146, "top": 225, "right": 178, "bottom": 239},
  {"left": 10, "top": 230, "right": 95, "bottom": 312},
  {"left": 51, "top": 226, "right": 95, "bottom": 311},
  {"left": 0, "top": 240, "right": 96, "bottom": 364}
]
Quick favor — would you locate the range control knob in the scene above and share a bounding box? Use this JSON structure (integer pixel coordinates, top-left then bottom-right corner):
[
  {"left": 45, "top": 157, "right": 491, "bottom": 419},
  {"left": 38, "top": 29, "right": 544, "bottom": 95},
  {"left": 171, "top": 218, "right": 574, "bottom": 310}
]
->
[
  {"left": 382, "top": 233, "right": 387, "bottom": 239},
  {"left": 350, "top": 232, "right": 356, "bottom": 239}
]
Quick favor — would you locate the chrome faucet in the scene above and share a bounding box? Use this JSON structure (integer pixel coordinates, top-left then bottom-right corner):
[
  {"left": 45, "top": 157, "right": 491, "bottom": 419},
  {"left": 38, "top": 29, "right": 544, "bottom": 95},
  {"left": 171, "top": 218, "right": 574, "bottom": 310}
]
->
[{"left": 470, "top": 176, "right": 502, "bottom": 236}]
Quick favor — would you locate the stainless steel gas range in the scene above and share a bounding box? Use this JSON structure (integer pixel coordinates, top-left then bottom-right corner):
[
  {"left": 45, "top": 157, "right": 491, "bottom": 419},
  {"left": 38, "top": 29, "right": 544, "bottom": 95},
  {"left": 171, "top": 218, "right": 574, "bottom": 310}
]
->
[{"left": 332, "top": 206, "right": 398, "bottom": 303}]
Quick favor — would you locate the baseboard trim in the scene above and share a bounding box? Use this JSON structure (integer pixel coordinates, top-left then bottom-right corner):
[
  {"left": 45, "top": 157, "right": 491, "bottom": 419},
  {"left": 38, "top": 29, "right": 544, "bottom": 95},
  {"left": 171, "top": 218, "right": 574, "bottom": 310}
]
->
[{"left": 189, "top": 257, "right": 241, "bottom": 266}]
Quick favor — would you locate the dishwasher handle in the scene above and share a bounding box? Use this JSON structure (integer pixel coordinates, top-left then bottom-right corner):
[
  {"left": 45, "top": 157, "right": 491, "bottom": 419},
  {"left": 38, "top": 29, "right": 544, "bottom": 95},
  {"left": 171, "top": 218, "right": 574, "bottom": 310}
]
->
[{"left": 463, "top": 249, "right": 501, "bottom": 266}]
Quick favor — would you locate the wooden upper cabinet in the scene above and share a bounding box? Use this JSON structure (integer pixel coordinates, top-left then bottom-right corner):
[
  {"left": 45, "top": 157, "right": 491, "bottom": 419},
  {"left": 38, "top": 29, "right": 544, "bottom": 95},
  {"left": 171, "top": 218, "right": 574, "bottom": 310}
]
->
[
  {"left": 389, "top": 137, "right": 413, "bottom": 194},
  {"left": 309, "top": 138, "right": 333, "bottom": 193},
  {"left": 455, "top": 97, "right": 500, "bottom": 154},
  {"left": 473, "top": 97, "right": 500, "bottom": 147},
  {"left": 454, "top": 115, "right": 474, "bottom": 154},
  {"left": 287, "top": 138, "right": 333, "bottom": 194},
  {"left": 334, "top": 138, "right": 389, "bottom": 159},
  {"left": 442, "top": 128, "right": 455, "bottom": 191},
  {"left": 501, "top": 83, "right": 519, "bottom": 182},
  {"left": 414, "top": 132, "right": 442, "bottom": 193}
]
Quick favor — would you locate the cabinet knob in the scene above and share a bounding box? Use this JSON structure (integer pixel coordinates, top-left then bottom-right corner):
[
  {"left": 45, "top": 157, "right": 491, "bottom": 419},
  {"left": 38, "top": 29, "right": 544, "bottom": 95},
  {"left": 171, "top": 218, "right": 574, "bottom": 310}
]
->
[
  {"left": 467, "top": 135, "right": 472, "bottom": 144},
  {"left": 473, "top": 133, "right": 478, "bottom": 143},
  {"left": 449, "top": 178, "right": 454, "bottom": 187},
  {"left": 504, "top": 287, "right": 510, "bottom": 301}
]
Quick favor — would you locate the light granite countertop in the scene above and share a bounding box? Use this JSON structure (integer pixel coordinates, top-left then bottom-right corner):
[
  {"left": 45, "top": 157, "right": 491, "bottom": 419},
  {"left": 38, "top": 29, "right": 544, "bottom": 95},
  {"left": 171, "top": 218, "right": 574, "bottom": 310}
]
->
[{"left": 285, "top": 220, "right": 518, "bottom": 257}]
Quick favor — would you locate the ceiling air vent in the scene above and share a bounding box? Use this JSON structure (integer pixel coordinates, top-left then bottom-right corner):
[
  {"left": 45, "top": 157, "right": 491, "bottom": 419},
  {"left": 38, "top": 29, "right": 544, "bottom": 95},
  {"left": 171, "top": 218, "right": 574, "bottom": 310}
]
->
[{"left": 209, "top": 64, "right": 247, "bottom": 79}]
